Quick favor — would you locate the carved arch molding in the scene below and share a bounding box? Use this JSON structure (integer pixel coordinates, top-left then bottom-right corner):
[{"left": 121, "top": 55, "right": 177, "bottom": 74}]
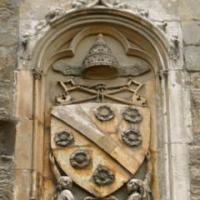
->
[{"left": 19, "top": 1, "right": 190, "bottom": 200}]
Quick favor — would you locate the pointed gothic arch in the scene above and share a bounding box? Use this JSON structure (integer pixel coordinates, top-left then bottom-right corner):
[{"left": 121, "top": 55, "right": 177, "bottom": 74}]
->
[{"left": 15, "top": 2, "right": 191, "bottom": 200}]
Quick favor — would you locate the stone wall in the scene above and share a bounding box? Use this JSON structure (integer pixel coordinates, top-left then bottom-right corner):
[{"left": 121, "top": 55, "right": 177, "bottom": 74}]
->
[
  {"left": 1, "top": 0, "right": 200, "bottom": 199},
  {"left": 0, "top": 0, "right": 18, "bottom": 199},
  {"left": 181, "top": 1, "right": 200, "bottom": 199}
]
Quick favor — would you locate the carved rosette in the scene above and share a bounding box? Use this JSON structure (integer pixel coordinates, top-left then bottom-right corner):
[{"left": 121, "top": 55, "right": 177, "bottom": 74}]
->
[
  {"left": 54, "top": 131, "right": 74, "bottom": 147},
  {"left": 95, "top": 105, "right": 115, "bottom": 122},
  {"left": 121, "top": 129, "right": 142, "bottom": 147},
  {"left": 123, "top": 108, "right": 143, "bottom": 124},
  {"left": 92, "top": 165, "right": 115, "bottom": 186},
  {"left": 70, "top": 149, "right": 91, "bottom": 169}
]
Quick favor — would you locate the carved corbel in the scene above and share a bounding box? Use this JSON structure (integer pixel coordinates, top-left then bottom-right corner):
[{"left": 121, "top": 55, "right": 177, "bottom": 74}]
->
[{"left": 32, "top": 68, "right": 43, "bottom": 80}]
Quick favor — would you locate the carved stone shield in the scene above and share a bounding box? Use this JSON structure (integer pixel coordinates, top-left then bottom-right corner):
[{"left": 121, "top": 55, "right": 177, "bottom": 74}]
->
[{"left": 51, "top": 103, "right": 150, "bottom": 198}]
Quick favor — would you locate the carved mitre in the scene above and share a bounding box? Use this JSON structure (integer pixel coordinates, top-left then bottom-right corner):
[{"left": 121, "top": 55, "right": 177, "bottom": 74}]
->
[{"left": 82, "top": 34, "right": 119, "bottom": 79}]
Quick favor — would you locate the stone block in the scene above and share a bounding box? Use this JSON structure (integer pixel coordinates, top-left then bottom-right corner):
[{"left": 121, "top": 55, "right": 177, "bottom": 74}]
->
[
  {"left": 0, "top": 33, "right": 17, "bottom": 46},
  {"left": 191, "top": 73, "right": 200, "bottom": 90},
  {"left": 190, "top": 166, "right": 200, "bottom": 183},
  {"left": 0, "top": 0, "right": 16, "bottom": 22},
  {"left": 15, "top": 70, "right": 33, "bottom": 119},
  {"left": 15, "top": 119, "right": 33, "bottom": 169},
  {"left": 185, "top": 46, "right": 200, "bottom": 72},
  {"left": 191, "top": 185, "right": 200, "bottom": 200},
  {"left": 189, "top": 146, "right": 200, "bottom": 166},
  {"left": 0, "top": 80, "right": 12, "bottom": 115},
  {"left": 191, "top": 90, "right": 200, "bottom": 133},
  {"left": 0, "top": 157, "right": 14, "bottom": 200},
  {"left": 179, "top": 0, "right": 200, "bottom": 20},
  {"left": 14, "top": 169, "right": 31, "bottom": 200},
  {"left": 182, "top": 21, "right": 200, "bottom": 45},
  {"left": 123, "top": 0, "right": 179, "bottom": 20},
  {"left": 170, "top": 143, "right": 190, "bottom": 200}
]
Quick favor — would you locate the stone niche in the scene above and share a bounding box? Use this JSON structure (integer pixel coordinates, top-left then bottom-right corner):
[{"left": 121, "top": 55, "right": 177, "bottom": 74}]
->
[{"left": 15, "top": 1, "right": 191, "bottom": 200}]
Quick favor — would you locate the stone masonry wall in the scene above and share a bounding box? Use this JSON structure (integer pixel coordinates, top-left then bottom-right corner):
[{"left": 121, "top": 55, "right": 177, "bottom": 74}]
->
[
  {"left": 181, "top": 1, "right": 200, "bottom": 199},
  {"left": 0, "top": 0, "right": 18, "bottom": 199}
]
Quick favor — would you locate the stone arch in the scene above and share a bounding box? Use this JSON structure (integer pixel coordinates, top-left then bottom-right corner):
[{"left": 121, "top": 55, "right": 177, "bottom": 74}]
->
[{"left": 15, "top": 5, "right": 191, "bottom": 200}]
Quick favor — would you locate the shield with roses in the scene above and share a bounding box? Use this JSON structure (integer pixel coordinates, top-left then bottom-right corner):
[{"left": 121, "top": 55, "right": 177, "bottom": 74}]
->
[{"left": 51, "top": 103, "right": 150, "bottom": 198}]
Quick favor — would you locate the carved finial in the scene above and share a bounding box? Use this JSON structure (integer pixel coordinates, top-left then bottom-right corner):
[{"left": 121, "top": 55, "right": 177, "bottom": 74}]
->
[{"left": 96, "top": 33, "right": 106, "bottom": 45}]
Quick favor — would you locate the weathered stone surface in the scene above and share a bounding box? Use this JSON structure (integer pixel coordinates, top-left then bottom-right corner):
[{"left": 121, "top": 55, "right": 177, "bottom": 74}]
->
[
  {"left": 179, "top": 0, "right": 200, "bottom": 20},
  {"left": 191, "top": 73, "right": 200, "bottom": 89},
  {"left": 191, "top": 90, "right": 200, "bottom": 134},
  {"left": 185, "top": 46, "right": 200, "bottom": 72},
  {"left": 190, "top": 146, "right": 200, "bottom": 166},
  {"left": 0, "top": 1, "right": 18, "bottom": 200},
  {"left": 14, "top": 169, "right": 32, "bottom": 200},
  {"left": 15, "top": 120, "right": 33, "bottom": 169},
  {"left": 0, "top": 157, "right": 14, "bottom": 200},
  {"left": 0, "top": 81, "right": 11, "bottom": 111},
  {"left": 121, "top": 0, "right": 179, "bottom": 20},
  {"left": 182, "top": 21, "right": 200, "bottom": 45},
  {"left": 190, "top": 146, "right": 200, "bottom": 200}
]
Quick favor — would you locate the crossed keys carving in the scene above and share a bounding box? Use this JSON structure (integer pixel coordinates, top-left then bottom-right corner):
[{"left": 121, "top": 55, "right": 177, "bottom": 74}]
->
[{"left": 56, "top": 79, "right": 147, "bottom": 106}]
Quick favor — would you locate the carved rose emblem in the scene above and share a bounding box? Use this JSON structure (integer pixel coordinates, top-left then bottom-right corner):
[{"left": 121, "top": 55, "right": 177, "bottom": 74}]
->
[
  {"left": 123, "top": 107, "right": 143, "bottom": 123},
  {"left": 95, "top": 105, "right": 115, "bottom": 122},
  {"left": 92, "top": 165, "right": 115, "bottom": 186},
  {"left": 70, "top": 149, "right": 91, "bottom": 169},
  {"left": 121, "top": 129, "right": 142, "bottom": 147},
  {"left": 54, "top": 131, "right": 74, "bottom": 147}
]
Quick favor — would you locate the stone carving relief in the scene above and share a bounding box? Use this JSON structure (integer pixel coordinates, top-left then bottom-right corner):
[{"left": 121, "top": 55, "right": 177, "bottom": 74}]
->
[
  {"left": 95, "top": 105, "right": 115, "bottom": 122},
  {"left": 71, "top": 0, "right": 149, "bottom": 18},
  {"left": 127, "top": 154, "right": 152, "bottom": 200},
  {"left": 53, "top": 34, "right": 150, "bottom": 78},
  {"left": 54, "top": 131, "right": 74, "bottom": 147},
  {"left": 70, "top": 149, "right": 91, "bottom": 169},
  {"left": 48, "top": 28, "right": 153, "bottom": 199},
  {"left": 92, "top": 165, "right": 115, "bottom": 186},
  {"left": 123, "top": 108, "right": 143, "bottom": 124},
  {"left": 50, "top": 154, "right": 75, "bottom": 200},
  {"left": 121, "top": 129, "right": 142, "bottom": 147}
]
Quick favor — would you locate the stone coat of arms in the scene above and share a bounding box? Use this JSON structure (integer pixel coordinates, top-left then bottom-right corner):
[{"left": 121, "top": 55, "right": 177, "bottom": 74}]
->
[{"left": 49, "top": 34, "right": 152, "bottom": 200}]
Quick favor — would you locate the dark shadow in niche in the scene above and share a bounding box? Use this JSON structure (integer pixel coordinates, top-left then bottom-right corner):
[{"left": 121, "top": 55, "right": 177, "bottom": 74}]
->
[
  {"left": 0, "top": 120, "right": 16, "bottom": 156},
  {"left": 0, "top": 120, "right": 16, "bottom": 200}
]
